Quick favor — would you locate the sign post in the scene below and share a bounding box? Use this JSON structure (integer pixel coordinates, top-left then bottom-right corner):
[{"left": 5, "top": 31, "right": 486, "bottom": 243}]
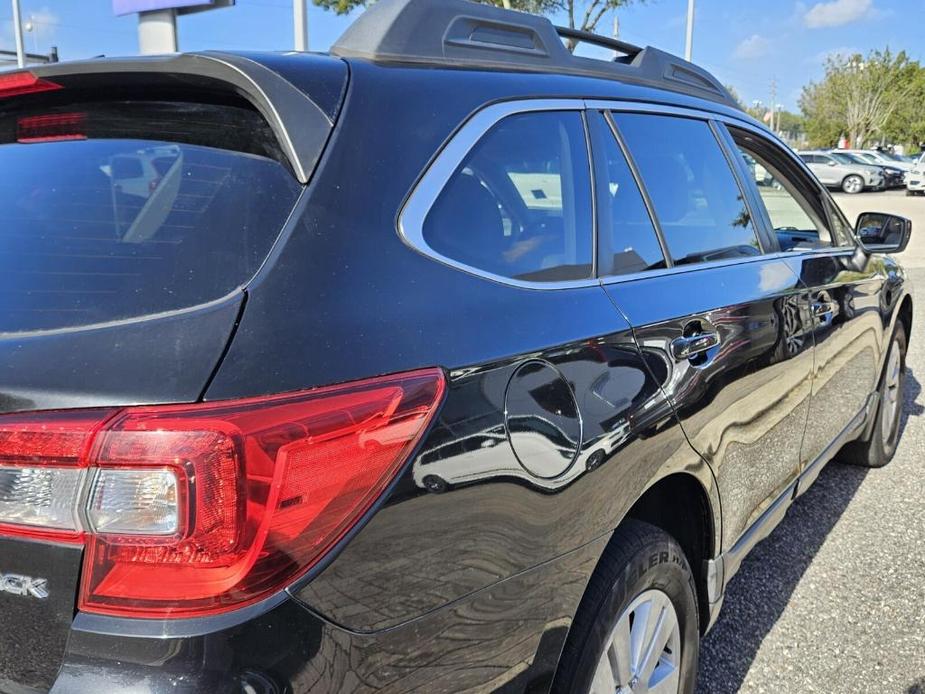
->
[{"left": 113, "top": 1, "right": 234, "bottom": 55}]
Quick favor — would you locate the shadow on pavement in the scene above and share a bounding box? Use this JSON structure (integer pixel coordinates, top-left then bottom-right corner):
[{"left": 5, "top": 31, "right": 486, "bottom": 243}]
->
[{"left": 696, "top": 369, "right": 923, "bottom": 693}]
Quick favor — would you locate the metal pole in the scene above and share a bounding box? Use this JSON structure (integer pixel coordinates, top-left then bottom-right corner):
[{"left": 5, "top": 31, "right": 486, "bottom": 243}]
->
[
  {"left": 684, "top": 0, "right": 695, "bottom": 62},
  {"left": 11, "top": 0, "right": 26, "bottom": 68},
  {"left": 138, "top": 9, "right": 178, "bottom": 54},
  {"left": 294, "top": 0, "right": 308, "bottom": 51}
]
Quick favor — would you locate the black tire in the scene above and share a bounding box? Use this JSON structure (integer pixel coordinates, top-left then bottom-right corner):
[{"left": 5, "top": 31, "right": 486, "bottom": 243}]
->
[
  {"left": 552, "top": 520, "right": 700, "bottom": 694},
  {"left": 840, "top": 322, "right": 907, "bottom": 468},
  {"left": 841, "top": 174, "right": 865, "bottom": 194}
]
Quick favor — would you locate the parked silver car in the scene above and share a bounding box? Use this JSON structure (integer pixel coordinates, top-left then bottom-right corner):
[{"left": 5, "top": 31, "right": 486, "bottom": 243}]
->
[
  {"left": 798, "top": 150, "right": 884, "bottom": 194},
  {"left": 836, "top": 148, "right": 914, "bottom": 172}
]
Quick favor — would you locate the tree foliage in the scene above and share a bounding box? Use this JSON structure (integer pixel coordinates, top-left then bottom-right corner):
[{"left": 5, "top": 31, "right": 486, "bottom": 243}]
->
[
  {"left": 313, "top": 0, "right": 645, "bottom": 43},
  {"left": 799, "top": 49, "right": 920, "bottom": 149}
]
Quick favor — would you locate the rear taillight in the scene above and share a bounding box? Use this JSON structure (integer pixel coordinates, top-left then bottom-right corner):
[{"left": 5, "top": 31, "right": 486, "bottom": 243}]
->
[
  {"left": 0, "top": 369, "right": 445, "bottom": 619},
  {"left": 0, "top": 72, "right": 62, "bottom": 99}
]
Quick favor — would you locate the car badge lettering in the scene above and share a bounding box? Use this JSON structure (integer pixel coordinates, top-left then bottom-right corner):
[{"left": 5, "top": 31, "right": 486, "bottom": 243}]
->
[{"left": 0, "top": 572, "right": 49, "bottom": 599}]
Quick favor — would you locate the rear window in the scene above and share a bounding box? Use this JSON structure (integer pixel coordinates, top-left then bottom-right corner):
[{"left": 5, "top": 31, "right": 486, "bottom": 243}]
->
[{"left": 0, "top": 101, "right": 301, "bottom": 333}]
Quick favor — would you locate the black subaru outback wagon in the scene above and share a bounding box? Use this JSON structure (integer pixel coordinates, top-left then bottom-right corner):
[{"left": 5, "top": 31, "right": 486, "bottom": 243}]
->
[{"left": 0, "top": 0, "right": 913, "bottom": 692}]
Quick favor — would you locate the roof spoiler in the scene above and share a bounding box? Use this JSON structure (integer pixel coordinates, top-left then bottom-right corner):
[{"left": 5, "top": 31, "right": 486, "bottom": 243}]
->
[
  {"left": 331, "top": 0, "right": 737, "bottom": 108},
  {"left": 21, "top": 52, "right": 340, "bottom": 183}
]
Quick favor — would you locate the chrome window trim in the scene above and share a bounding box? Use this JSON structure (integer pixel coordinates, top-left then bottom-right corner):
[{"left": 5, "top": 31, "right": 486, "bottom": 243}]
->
[
  {"left": 599, "top": 250, "right": 797, "bottom": 286},
  {"left": 399, "top": 97, "right": 859, "bottom": 291},
  {"left": 398, "top": 98, "right": 597, "bottom": 291}
]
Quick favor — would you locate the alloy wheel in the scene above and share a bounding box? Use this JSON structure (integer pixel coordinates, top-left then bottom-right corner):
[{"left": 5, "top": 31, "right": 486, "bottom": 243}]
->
[
  {"left": 843, "top": 175, "right": 864, "bottom": 194},
  {"left": 590, "top": 589, "right": 682, "bottom": 694}
]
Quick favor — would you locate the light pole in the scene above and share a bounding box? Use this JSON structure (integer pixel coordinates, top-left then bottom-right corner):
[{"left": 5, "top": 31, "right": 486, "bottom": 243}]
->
[
  {"left": 684, "top": 0, "right": 695, "bottom": 61},
  {"left": 11, "top": 0, "right": 26, "bottom": 67},
  {"left": 294, "top": 0, "right": 308, "bottom": 51},
  {"left": 138, "top": 10, "right": 178, "bottom": 54}
]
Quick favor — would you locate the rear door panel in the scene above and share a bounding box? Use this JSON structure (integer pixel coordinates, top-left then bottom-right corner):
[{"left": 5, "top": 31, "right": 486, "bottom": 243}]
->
[{"left": 603, "top": 260, "right": 814, "bottom": 548}]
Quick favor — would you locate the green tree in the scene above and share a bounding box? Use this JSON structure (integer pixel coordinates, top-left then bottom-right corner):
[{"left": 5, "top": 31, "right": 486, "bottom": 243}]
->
[
  {"left": 800, "top": 49, "right": 920, "bottom": 149},
  {"left": 314, "top": 0, "right": 647, "bottom": 48},
  {"left": 883, "top": 66, "right": 925, "bottom": 147}
]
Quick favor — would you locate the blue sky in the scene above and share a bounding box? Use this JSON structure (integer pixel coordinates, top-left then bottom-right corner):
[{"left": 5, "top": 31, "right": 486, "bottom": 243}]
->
[{"left": 0, "top": 0, "right": 921, "bottom": 111}]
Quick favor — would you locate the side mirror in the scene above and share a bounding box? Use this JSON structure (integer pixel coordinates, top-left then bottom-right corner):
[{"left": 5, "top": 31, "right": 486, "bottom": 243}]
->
[
  {"left": 827, "top": 160, "right": 837, "bottom": 167},
  {"left": 856, "top": 212, "right": 912, "bottom": 254}
]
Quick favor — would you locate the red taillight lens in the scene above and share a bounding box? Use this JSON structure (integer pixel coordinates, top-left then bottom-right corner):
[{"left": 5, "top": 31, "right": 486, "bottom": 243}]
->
[
  {"left": 0, "top": 72, "right": 62, "bottom": 99},
  {"left": 17, "top": 113, "right": 87, "bottom": 143},
  {"left": 0, "top": 369, "right": 445, "bottom": 618}
]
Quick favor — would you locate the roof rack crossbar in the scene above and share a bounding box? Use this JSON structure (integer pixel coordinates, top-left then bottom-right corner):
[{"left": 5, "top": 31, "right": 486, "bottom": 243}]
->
[{"left": 554, "top": 26, "right": 642, "bottom": 59}]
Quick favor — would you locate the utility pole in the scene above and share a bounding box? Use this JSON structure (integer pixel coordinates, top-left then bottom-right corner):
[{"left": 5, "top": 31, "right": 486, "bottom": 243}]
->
[
  {"left": 684, "top": 0, "right": 695, "bottom": 61},
  {"left": 769, "top": 77, "right": 777, "bottom": 133},
  {"left": 294, "top": 0, "right": 308, "bottom": 51},
  {"left": 11, "top": 0, "right": 26, "bottom": 68}
]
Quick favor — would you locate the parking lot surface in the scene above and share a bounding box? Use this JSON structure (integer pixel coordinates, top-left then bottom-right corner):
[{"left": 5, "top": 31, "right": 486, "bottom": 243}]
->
[{"left": 697, "top": 190, "right": 925, "bottom": 693}]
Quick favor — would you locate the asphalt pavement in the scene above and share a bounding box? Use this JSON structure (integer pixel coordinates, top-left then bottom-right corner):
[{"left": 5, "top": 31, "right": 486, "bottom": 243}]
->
[{"left": 697, "top": 189, "right": 925, "bottom": 694}]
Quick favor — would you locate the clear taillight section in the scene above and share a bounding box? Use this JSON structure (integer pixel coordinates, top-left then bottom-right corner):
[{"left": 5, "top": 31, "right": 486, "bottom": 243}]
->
[
  {"left": 87, "top": 468, "right": 181, "bottom": 536},
  {"left": 0, "top": 466, "right": 83, "bottom": 533},
  {"left": 0, "top": 369, "right": 445, "bottom": 619}
]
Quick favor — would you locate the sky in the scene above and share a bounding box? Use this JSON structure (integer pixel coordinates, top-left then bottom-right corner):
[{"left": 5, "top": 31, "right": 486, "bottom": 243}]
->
[{"left": 0, "top": 0, "right": 922, "bottom": 112}]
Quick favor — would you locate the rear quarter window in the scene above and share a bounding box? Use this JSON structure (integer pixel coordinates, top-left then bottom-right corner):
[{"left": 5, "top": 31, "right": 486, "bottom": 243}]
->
[{"left": 0, "top": 102, "right": 301, "bottom": 333}]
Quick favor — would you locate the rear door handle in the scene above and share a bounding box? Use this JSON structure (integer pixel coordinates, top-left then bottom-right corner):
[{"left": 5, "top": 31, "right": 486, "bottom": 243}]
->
[{"left": 671, "top": 332, "right": 721, "bottom": 361}]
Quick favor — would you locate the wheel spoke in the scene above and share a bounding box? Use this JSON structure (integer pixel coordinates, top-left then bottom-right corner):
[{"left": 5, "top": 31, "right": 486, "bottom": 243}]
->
[
  {"left": 638, "top": 600, "right": 676, "bottom": 684},
  {"left": 608, "top": 611, "right": 634, "bottom": 686},
  {"left": 629, "top": 599, "right": 656, "bottom": 674}
]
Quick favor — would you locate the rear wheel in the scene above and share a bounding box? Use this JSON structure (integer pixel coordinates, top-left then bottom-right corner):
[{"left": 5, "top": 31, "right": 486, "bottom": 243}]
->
[
  {"left": 553, "top": 521, "right": 700, "bottom": 694},
  {"left": 842, "top": 174, "right": 865, "bottom": 194},
  {"left": 840, "top": 322, "right": 907, "bottom": 468}
]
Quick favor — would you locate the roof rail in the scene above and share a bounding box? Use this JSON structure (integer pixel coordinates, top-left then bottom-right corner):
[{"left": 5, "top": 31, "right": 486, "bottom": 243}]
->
[
  {"left": 554, "top": 26, "right": 642, "bottom": 59},
  {"left": 330, "top": 0, "right": 738, "bottom": 109}
]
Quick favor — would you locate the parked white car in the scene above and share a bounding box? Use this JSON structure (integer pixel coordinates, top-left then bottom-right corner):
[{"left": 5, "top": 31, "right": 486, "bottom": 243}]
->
[
  {"left": 798, "top": 150, "right": 884, "bottom": 194},
  {"left": 907, "top": 153, "right": 925, "bottom": 196}
]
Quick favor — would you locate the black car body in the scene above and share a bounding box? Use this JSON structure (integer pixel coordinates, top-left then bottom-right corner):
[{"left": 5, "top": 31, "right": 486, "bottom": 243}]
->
[{"left": 0, "top": 1, "right": 913, "bottom": 692}]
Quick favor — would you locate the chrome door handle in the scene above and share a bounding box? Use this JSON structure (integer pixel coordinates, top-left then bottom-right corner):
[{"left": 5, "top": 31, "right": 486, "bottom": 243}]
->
[{"left": 671, "top": 332, "right": 720, "bottom": 360}]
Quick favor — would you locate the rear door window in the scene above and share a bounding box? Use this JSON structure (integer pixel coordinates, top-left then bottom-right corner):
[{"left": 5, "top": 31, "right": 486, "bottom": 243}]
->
[
  {"left": 612, "top": 113, "right": 761, "bottom": 266},
  {"left": 588, "top": 112, "right": 665, "bottom": 276},
  {"left": 422, "top": 111, "right": 593, "bottom": 283},
  {"left": 0, "top": 102, "right": 301, "bottom": 332}
]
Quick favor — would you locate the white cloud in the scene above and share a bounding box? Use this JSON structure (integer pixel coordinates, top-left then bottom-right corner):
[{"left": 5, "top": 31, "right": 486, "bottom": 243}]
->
[
  {"left": 804, "top": 0, "right": 874, "bottom": 28},
  {"left": 734, "top": 34, "right": 771, "bottom": 60}
]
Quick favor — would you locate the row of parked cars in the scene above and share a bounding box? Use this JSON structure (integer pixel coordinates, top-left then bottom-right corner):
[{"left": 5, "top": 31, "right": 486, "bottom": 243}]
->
[{"left": 795, "top": 148, "right": 923, "bottom": 195}]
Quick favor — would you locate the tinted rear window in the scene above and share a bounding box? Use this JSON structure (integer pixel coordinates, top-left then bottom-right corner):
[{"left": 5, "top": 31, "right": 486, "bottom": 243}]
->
[{"left": 0, "top": 102, "right": 301, "bottom": 332}]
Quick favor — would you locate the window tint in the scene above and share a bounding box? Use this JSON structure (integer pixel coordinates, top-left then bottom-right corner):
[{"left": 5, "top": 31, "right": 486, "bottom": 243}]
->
[
  {"left": 0, "top": 102, "right": 301, "bottom": 333},
  {"left": 613, "top": 113, "right": 760, "bottom": 266},
  {"left": 423, "top": 111, "right": 593, "bottom": 282},
  {"left": 730, "top": 128, "right": 851, "bottom": 250},
  {"left": 588, "top": 113, "right": 665, "bottom": 276}
]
